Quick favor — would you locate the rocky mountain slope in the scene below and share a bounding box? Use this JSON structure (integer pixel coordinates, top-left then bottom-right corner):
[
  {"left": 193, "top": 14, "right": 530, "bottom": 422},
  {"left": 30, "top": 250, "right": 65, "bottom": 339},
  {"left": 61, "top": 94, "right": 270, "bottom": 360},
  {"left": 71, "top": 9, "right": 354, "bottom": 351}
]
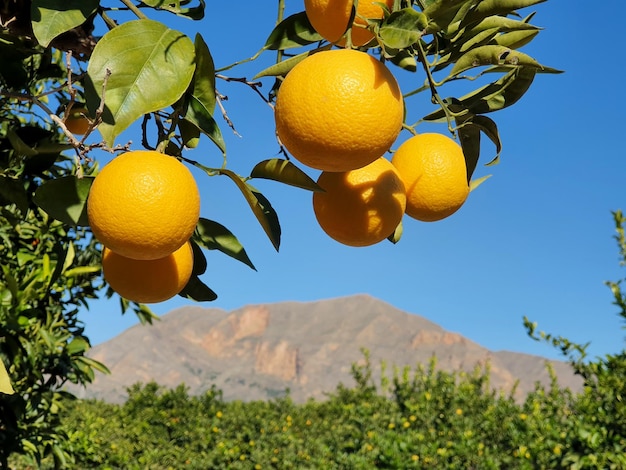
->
[{"left": 68, "top": 295, "right": 581, "bottom": 403}]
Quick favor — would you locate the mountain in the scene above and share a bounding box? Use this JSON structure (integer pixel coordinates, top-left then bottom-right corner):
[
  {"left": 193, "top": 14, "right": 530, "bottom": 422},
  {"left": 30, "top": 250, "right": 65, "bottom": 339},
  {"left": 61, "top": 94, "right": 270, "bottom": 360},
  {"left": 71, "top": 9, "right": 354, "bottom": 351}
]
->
[{"left": 68, "top": 295, "right": 582, "bottom": 403}]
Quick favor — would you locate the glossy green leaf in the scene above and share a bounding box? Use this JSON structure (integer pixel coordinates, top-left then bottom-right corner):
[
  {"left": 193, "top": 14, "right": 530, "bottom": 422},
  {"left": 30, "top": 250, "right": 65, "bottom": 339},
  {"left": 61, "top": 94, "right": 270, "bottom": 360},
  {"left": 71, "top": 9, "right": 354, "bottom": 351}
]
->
[
  {"left": 86, "top": 19, "right": 195, "bottom": 146},
  {"left": 250, "top": 159, "right": 322, "bottom": 192},
  {"left": 264, "top": 12, "right": 322, "bottom": 50},
  {"left": 31, "top": 0, "right": 98, "bottom": 47},
  {"left": 194, "top": 218, "right": 256, "bottom": 270},
  {"left": 140, "top": 0, "right": 205, "bottom": 20},
  {"left": 0, "top": 359, "right": 14, "bottom": 395},
  {"left": 33, "top": 175, "right": 93, "bottom": 226},
  {"left": 179, "top": 275, "right": 218, "bottom": 302},
  {"left": 378, "top": 8, "right": 426, "bottom": 49},
  {"left": 219, "top": 169, "right": 281, "bottom": 251}
]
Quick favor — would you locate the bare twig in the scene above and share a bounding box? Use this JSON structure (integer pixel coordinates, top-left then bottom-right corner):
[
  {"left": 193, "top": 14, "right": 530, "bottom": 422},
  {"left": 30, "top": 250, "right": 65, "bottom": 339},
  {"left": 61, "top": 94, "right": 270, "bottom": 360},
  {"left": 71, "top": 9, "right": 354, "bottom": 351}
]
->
[{"left": 215, "top": 91, "right": 241, "bottom": 137}]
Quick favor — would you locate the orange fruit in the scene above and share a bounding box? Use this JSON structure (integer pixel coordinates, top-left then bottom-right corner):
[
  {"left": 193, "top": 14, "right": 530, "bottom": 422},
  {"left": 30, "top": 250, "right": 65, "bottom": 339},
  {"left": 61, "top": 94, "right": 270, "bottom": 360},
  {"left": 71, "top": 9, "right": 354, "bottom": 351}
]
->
[
  {"left": 87, "top": 150, "right": 200, "bottom": 260},
  {"left": 64, "top": 107, "right": 91, "bottom": 135},
  {"left": 274, "top": 49, "right": 403, "bottom": 172},
  {"left": 312, "top": 157, "right": 406, "bottom": 247},
  {"left": 391, "top": 133, "right": 469, "bottom": 222},
  {"left": 304, "top": 0, "right": 393, "bottom": 46},
  {"left": 102, "top": 241, "right": 194, "bottom": 304}
]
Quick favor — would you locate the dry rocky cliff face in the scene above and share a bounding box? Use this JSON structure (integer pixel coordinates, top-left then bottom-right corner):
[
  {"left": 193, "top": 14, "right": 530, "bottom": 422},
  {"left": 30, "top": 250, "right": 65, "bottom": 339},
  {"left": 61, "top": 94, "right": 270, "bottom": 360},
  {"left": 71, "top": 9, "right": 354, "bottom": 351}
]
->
[{"left": 68, "top": 295, "right": 581, "bottom": 403}]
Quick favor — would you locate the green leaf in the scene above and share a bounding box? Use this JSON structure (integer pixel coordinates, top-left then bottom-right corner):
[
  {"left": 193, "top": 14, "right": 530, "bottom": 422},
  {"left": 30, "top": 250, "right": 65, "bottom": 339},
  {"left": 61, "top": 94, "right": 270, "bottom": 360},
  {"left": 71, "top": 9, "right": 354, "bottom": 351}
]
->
[
  {"left": 250, "top": 159, "right": 322, "bottom": 192},
  {"left": 0, "top": 359, "right": 14, "bottom": 395},
  {"left": 387, "top": 221, "right": 403, "bottom": 244},
  {"left": 0, "top": 175, "right": 29, "bottom": 213},
  {"left": 140, "top": 0, "right": 206, "bottom": 20},
  {"left": 495, "top": 29, "right": 539, "bottom": 49},
  {"left": 193, "top": 218, "right": 256, "bottom": 270},
  {"left": 190, "top": 34, "right": 216, "bottom": 115},
  {"left": 183, "top": 96, "right": 225, "bottom": 154},
  {"left": 450, "top": 45, "right": 543, "bottom": 76},
  {"left": 33, "top": 175, "right": 93, "bottom": 226},
  {"left": 423, "top": 66, "right": 539, "bottom": 120},
  {"left": 189, "top": 239, "right": 207, "bottom": 275},
  {"left": 86, "top": 19, "right": 195, "bottom": 146},
  {"left": 423, "top": 0, "right": 479, "bottom": 33},
  {"left": 253, "top": 45, "right": 331, "bottom": 79},
  {"left": 465, "top": 0, "right": 547, "bottom": 24},
  {"left": 470, "top": 114, "right": 502, "bottom": 165},
  {"left": 219, "top": 169, "right": 281, "bottom": 251},
  {"left": 31, "top": 0, "right": 99, "bottom": 47},
  {"left": 470, "top": 174, "right": 492, "bottom": 191},
  {"left": 378, "top": 8, "right": 426, "bottom": 49},
  {"left": 179, "top": 275, "right": 217, "bottom": 302},
  {"left": 264, "top": 12, "right": 322, "bottom": 50},
  {"left": 67, "top": 336, "right": 90, "bottom": 356}
]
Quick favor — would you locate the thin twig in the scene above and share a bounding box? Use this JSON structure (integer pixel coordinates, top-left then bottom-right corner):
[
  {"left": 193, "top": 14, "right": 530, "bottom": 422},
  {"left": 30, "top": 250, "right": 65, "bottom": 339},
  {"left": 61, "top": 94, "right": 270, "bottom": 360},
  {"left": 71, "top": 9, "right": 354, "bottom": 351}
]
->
[{"left": 215, "top": 92, "right": 241, "bottom": 137}]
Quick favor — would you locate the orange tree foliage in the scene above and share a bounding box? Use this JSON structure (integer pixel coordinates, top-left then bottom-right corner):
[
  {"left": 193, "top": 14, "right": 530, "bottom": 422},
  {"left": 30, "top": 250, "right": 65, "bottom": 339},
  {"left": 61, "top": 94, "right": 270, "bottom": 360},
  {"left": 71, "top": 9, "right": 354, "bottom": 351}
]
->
[{"left": 1, "top": 0, "right": 561, "bottom": 464}]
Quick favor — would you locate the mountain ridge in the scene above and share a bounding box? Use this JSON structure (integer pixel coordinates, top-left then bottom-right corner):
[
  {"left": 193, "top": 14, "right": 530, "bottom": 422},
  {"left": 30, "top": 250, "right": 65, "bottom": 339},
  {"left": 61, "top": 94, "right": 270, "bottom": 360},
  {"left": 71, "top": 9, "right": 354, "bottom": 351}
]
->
[{"left": 68, "top": 294, "right": 581, "bottom": 403}]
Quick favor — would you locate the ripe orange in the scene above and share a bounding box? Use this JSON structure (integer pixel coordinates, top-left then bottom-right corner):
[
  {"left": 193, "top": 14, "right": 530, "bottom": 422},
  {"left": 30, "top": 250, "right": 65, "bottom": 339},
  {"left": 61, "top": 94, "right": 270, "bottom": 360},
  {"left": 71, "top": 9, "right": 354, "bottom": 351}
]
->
[
  {"left": 102, "top": 241, "right": 194, "bottom": 304},
  {"left": 87, "top": 150, "right": 200, "bottom": 260},
  {"left": 304, "top": 0, "right": 393, "bottom": 46},
  {"left": 274, "top": 49, "right": 404, "bottom": 172},
  {"left": 391, "top": 133, "right": 469, "bottom": 222},
  {"left": 312, "top": 157, "right": 406, "bottom": 247},
  {"left": 64, "top": 107, "right": 91, "bottom": 135}
]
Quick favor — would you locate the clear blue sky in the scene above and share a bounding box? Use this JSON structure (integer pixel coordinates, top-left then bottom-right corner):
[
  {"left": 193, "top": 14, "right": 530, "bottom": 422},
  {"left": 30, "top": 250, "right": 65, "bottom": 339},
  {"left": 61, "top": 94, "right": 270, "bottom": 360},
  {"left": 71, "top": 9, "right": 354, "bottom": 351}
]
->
[{"left": 80, "top": 1, "right": 626, "bottom": 362}]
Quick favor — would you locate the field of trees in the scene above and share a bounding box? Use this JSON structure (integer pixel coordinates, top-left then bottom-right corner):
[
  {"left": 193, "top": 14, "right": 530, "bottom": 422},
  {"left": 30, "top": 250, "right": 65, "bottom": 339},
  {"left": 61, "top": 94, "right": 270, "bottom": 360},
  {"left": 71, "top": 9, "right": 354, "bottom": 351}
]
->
[
  {"left": 7, "top": 209, "right": 626, "bottom": 469},
  {"left": 9, "top": 346, "right": 626, "bottom": 469}
]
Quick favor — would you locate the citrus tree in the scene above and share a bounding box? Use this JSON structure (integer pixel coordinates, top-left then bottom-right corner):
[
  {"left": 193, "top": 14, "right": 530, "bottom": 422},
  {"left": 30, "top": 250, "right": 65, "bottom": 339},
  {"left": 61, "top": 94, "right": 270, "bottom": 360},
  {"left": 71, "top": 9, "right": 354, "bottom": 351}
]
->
[{"left": 1, "top": 0, "right": 559, "bottom": 464}]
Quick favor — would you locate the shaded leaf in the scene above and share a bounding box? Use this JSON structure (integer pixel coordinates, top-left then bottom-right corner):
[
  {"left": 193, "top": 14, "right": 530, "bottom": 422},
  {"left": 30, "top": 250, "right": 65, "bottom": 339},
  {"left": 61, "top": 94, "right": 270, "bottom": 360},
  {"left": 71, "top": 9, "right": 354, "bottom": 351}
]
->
[
  {"left": 33, "top": 175, "right": 93, "bottom": 226},
  {"left": 0, "top": 175, "right": 29, "bottom": 213},
  {"left": 250, "top": 159, "right": 322, "bottom": 192},
  {"left": 194, "top": 218, "right": 256, "bottom": 270},
  {"left": 264, "top": 12, "right": 322, "bottom": 50},
  {"left": 31, "top": 0, "right": 98, "bottom": 47},
  {"left": 219, "top": 169, "right": 281, "bottom": 251},
  {"left": 86, "top": 19, "right": 195, "bottom": 146},
  {"left": 189, "top": 239, "right": 207, "bottom": 275},
  {"left": 179, "top": 275, "right": 217, "bottom": 302}
]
